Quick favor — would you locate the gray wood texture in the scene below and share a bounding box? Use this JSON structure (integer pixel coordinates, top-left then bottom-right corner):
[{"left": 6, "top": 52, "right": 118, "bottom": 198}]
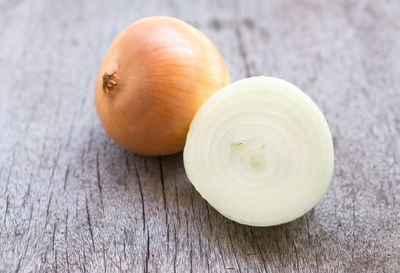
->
[{"left": 1, "top": 0, "right": 400, "bottom": 272}]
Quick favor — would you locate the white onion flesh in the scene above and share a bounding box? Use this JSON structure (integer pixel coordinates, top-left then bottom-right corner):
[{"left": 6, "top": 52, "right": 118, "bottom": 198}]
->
[{"left": 183, "top": 77, "right": 334, "bottom": 226}]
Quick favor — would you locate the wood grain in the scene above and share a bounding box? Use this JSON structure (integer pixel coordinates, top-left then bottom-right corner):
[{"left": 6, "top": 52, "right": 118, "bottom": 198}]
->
[{"left": 1, "top": 0, "right": 399, "bottom": 272}]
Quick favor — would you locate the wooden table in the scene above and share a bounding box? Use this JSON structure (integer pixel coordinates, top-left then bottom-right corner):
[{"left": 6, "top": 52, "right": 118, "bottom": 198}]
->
[{"left": 1, "top": 0, "right": 399, "bottom": 272}]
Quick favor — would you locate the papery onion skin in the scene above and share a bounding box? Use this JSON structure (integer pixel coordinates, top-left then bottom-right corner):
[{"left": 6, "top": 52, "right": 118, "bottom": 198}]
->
[{"left": 95, "top": 16, "right": 230, "bottom": 156}]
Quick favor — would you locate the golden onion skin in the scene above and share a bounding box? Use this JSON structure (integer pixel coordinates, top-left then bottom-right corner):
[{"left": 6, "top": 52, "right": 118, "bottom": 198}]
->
[{"left": 95, "top": 16, "right": 230, "bottom": 156}]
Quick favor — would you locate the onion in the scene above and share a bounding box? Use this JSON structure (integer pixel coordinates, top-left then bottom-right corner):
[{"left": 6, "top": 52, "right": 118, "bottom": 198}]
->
[
  {"left": 184, "top": 77, "right": 334, "bottom": 226},
  {"left": 95, "top": 16, "right": 230, "bottom": 155}
]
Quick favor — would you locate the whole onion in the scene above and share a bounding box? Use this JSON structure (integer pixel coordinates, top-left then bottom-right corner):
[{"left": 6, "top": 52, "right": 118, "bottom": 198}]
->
[{"left": 95, "top": 16, "right": 230, "bottom": 155}]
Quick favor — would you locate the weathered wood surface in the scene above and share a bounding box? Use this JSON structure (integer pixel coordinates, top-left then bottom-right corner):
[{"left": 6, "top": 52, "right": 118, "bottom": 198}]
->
[{"left": 1, "top": 0, "right": 400, "bottom": 272}]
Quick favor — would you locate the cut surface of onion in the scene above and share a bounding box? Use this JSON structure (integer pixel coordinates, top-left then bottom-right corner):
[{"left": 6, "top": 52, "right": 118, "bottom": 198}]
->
[{"left": 183, "top": 77, "right": 334, "bottom": 226}]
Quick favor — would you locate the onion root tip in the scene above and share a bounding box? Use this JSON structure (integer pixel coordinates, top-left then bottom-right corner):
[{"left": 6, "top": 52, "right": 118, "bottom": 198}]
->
[{"left": 102, "top": 72, "right": 118, "bottom": 95}]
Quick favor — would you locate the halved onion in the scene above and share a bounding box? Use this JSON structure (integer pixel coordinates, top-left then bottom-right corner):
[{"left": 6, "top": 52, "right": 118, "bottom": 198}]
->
[{"left": 183, "top": 77, "right": 334, "bottom": 226}]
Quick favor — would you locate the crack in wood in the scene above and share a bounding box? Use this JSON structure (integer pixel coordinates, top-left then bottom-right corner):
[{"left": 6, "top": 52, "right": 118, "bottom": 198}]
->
[
  {"left": 227, "top": 225, "right": 242, "bottom": 273},
  {"left": 22, "top": 174, "right": 33, "bottom": 207},
  {"left": 249, "top": 228, "right": 268, "bottom": 273},
  {"left": 134, "top": 165, "right": 146, "bottom": 234},
  {"left": 190, "top": 242, "right": 193, "bottom": 273},
  {"left": 3, "top": 194, "right": 9, "bottom": 225},
  {"left": 174, "top": 175, "right": 181, "bottom": 226},
  {"left": 124, "top": 150, "right": 131, "bottom": 175},
  {"left": 102, "top": 242, "right": 107, "bottom": 273},
  {"left": 145, "top": 230, "right": 150, "bottom": 273},
  {"left": 158, "top": 156, "right": 168, "bottom": 226},
  {"left": 273, "top": 227, "right": 283, "bottom": 266},
  {"left": 166, "top": 223, "right": 170, "bottom": 256},
  {"left": 45, "top": 192, "right": 53, "bottom": 229},
  {"left": 85, "top": 196, "right": 95, "bottom": 250},
  {"left": 205, "top": 203, "right": 213, "bottom": 234},
  {"left": 216, "top": 232, "right": 228, "bottom": 272},
  {"left": 52, "top": 223, "right": 57, "bottom": 252},
  {"left": 54, "top": 249, "right": 58, "bottom": 273},
  {"left": 96, "top": 150, "right": 104, "bottom": 212},
  {"left": 63, "top": 162, "right": 70, "bottom": 192},
  {"left": 123, "top": 227, "right": 127, "bottom": 260},
  {"left": 173, "top": 229, "right": 178, "bottom": 273}
]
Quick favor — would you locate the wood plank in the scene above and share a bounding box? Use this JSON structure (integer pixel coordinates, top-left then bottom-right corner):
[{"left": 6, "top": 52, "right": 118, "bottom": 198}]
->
[{"left": 0, "top": 0, "right": 399, "bottom": 272}]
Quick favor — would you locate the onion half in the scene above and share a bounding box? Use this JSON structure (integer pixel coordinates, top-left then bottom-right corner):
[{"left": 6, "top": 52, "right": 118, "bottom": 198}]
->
[{"left": 183, "top": 77, "right": 334, "bottom": 226}]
